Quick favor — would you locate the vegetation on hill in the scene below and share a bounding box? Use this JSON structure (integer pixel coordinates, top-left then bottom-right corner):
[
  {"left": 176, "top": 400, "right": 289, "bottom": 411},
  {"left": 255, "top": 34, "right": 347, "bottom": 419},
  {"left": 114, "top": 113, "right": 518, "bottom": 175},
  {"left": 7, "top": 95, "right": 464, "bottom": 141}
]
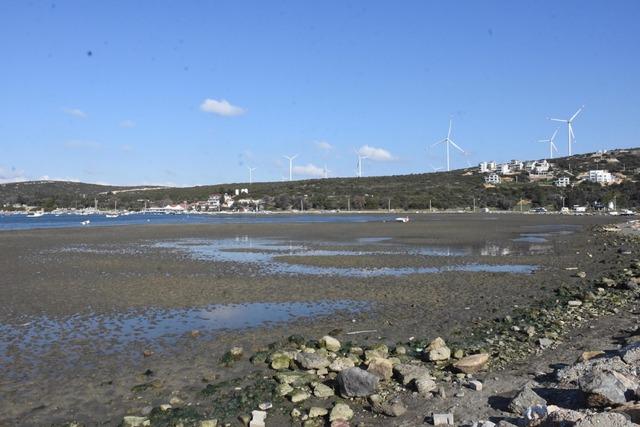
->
[{"left": 2, "top": 148, "right": 640, "bottom": 211}]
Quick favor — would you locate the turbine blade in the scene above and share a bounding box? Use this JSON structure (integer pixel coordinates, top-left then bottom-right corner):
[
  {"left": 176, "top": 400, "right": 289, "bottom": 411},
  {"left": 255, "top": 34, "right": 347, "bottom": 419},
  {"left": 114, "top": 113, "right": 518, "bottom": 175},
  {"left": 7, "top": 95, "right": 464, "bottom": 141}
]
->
[
  {"left": 447, "top": 119, "right": 453, "bottom": 139},
  {"left": 570, "top": 106, "right": 583, "bottom": 122},
  {"left": 549, "top": 118, "right": 567, "bottom": 123},
  {"left": 431, "top": 139, "right": 446, "bottom": 147},
  {"left": 449, "top": 140, "right": 465, "bottom": 153},
  {"left": 551, "top": 128, "right": 559, "bottom": 141}
]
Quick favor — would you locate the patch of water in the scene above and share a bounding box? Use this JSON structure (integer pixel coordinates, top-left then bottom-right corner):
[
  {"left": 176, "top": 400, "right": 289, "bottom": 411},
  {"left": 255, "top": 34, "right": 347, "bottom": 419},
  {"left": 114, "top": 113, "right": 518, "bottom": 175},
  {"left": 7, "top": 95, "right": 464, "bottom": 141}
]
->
[
  {"left": 0, "top": 300, "right": 369, "bottom": 362},
  {"left": 151, "top": 238, "right": 537, "bottom": 277}
]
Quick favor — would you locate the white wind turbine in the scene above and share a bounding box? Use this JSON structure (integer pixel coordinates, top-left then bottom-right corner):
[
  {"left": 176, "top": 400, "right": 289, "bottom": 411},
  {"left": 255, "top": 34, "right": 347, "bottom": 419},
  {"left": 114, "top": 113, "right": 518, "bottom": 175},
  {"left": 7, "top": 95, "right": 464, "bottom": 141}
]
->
[
  {"left": 247, "top": 166, "right": 257, "bottom": 184},
  {"left": 283, "top": 154, "right": 298, "bottom": 181},
  {"left": 323, "top": 164, "right": 329, "bottom": 179},
  {"left": 431, "top": 118, "right": 465, "bottom": 171},
  {"left": 355, "top": 150, "right": 368, "bottom": 178},
  {"left": 429, "top": 164, "right": 443, "bottom": 172},
  {"left": 538, "top": 128, "right": 559, "bottom": 159},
  {"left": 549, "top": 106, "right": 583, "bottom": 156}
]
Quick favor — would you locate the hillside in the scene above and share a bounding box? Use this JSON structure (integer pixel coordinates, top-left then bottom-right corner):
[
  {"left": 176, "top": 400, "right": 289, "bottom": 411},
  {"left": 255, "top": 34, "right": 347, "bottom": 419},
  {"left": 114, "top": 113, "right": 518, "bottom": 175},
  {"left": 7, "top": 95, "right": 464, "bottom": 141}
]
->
[{"left": 2, "top": 148, "right": 640, "bottom": 211}]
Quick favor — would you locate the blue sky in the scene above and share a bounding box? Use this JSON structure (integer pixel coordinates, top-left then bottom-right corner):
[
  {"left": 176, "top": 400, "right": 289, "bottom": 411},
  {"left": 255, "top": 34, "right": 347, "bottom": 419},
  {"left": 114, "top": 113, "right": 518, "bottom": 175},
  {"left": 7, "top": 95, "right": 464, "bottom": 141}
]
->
[{"left": 1, "top": 1, "right": 639, "bottom": 186}]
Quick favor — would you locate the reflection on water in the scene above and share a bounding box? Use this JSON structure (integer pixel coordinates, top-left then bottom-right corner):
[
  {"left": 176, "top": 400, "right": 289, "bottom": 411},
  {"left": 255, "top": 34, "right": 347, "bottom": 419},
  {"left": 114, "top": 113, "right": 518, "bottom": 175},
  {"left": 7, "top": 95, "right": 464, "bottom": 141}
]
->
[
  {"left": 151, "top": 237, "right": 537, "bottom": 277},
  {"left": 0, "top": 300, "right": 368, "bottom": 363}
]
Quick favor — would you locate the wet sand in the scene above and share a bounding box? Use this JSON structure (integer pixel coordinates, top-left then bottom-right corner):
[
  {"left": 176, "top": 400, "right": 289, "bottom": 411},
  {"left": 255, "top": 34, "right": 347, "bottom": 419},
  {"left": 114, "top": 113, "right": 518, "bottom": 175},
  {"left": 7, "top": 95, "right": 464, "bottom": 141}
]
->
[{"left": 0, "top": 213, "right": 624, "bottom": 425}]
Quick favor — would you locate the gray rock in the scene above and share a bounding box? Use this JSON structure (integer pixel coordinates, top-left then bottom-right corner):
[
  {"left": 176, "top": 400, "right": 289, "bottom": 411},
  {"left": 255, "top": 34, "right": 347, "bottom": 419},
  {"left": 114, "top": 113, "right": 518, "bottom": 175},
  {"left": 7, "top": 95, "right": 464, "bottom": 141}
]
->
[
  {"left": 329, "top": 357, "right": 355, "bottom": 372},
  {"left": 369, "top": 395, "right": 407, "bottom": 417},
  {"left": 312, "top": 382, "right": 335, "bottom": 398},
  {"left": 579, "top": 369, "right": 631, "bottom": 407},
  {"left": 574, "top": 412, "right": 636, "bottom": 427},
  {"left": 337, "top": 367, "right": 379, "bottom": 397},
  {"left": 556, "top": 356, "right": 631, "bottom": 383},
  {"left": 508, "top": 383, "right": 547, "bottom": 415},
  {"left": 329, "top": 403, "right": 353, "bottom": 422},
  {"left": 538, "top": 338, "right": 554, "bottom": 348},
  {"left": 295, "top": 352, "right": 331, "bottom": 370},
  {"left": 415, "top": 377, "right": 437, "bottom": 396},
  {"left": 393, "top": 363, "right": 430, "bottom": 385},
  {"left": 122, "top": 417, "right": 150, "bottom": 427},
  {"left": 620, "top": 342, "right": 640, "bottom": 365}
]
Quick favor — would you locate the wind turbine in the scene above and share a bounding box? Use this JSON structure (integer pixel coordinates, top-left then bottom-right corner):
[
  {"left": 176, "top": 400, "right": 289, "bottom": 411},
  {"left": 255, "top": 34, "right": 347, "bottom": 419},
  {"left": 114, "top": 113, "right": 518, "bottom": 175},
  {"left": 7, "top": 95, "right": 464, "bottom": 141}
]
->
[
  {"left": 537, "top": 128, "right": 559, "bottom": 159},
  {"left": 549, "top": 106, "right": 583, "bottom": 156},
  {"left": 247, "top": 166, "right": 257, "bottom": 184},
  {"left": 323, "top": 164, "right": 329, "bottom": 179},
  {"left": 355, "top": 151, "right": 368, "bottom": 178},
  {"left": 429, "top": 164, "right": 443, "bottom": 173},
  {"left": 283, "top": 154, "right": 298, "bottom": 181},
  {"left": 431, "top": 118, "right": 465, "bottom": 171}
]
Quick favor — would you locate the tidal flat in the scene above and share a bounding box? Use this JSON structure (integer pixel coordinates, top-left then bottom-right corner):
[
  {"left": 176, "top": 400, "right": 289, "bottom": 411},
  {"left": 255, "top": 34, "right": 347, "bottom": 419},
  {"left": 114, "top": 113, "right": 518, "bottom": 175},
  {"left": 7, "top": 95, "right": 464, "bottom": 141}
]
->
[{"left": 0, "top": 213, "right": 626, "bottom": 425}]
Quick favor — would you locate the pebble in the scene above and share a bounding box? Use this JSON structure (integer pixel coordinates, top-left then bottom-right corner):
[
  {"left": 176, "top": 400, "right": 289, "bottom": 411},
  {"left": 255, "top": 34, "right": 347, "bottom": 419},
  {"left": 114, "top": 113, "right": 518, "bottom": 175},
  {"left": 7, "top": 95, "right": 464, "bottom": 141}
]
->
[{"left": 468, "top": 380, "right": 483, "bottom": 391}]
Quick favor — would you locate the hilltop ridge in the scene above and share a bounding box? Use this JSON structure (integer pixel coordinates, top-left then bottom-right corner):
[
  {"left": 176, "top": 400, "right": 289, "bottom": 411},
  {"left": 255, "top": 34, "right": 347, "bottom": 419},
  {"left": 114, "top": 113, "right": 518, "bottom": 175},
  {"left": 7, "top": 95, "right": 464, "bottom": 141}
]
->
[{"left": 2, "top": 148, "right": 639, "bottom": 211}]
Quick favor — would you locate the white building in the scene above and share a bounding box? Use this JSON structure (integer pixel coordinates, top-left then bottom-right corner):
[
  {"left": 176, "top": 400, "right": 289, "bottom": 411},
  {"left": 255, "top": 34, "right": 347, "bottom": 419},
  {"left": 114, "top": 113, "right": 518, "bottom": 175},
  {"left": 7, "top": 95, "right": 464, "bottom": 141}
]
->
[
  {"left": 588, "top": 170, "right": 613, "bottom": 184},
  {"left": 488, "top": 161, "right": 497, "bottom": 171},
  {"left": 484, "top": 173, "right": 501, "bottom": 184},
  {"left": 510, "top": 160, "right": 524, "bottom": 171},
  {"left": 479, "top": 162, "right": 489, "bottom": 173},
  {"left": 499, "top": 164, "right": 511, "bottom": 175},
  {"left": 555, "top": 177, "right": 570, "bottom": 188},
  {"left": 533, "top": 160, "right": 550, "bottom": 174},
  {"left": 206, "top": 194, "right": 221, "bottom": 210}
]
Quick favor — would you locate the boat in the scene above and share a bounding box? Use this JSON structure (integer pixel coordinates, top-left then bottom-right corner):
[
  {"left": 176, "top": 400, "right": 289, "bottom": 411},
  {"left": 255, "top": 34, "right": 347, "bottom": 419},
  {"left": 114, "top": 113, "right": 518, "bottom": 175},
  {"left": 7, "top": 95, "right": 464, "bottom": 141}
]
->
[
  {"left": 105, "top": 214, "right": 119, "bottom": 218},
  {"left": 27, "top": 211, "right": 44, "bottom": 218},
  {"left": 395, "top": 217, "right": 410, "bottom": 223},
  {"left": 81, "top": 220, "right": 91, "bottom": 225}
]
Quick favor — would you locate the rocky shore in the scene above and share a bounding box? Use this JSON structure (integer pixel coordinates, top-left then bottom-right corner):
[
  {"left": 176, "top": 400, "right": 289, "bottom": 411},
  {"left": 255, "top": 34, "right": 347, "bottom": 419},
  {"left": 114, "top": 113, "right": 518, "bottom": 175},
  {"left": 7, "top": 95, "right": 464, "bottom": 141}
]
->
[{"left": 107, "top": 222, "right": 640, "bottom": 427}]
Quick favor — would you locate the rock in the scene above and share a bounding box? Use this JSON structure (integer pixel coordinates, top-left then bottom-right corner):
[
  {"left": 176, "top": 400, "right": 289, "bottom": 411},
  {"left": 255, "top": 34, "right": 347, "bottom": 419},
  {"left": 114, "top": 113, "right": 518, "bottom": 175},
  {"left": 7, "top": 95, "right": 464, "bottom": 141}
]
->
[
  {"left": 369, "top": 394, "right": 407, "bottom": 417},
  {"left": 468, "top": 380, "right": 483, "bottom": 391},
  {"left": 303, "top": 420, "right": 324, "bottom": 427},
  {"left": 612, "top": 402, "right": 640, "bottom": 423},
  {"left": 508, "top": 383, "right": 546, "bottom": 415},
  {"left": 349, "top": 346, "right": 364, "bottom": 355},
  {"left": 623, "top": 280, "right": 639, "bottom": 291},
  {"left": 453, "top": 349, "right": 465, "bottom": 359},
  {"left": 395, "top": 345, "right": 407, "bottom": 355},
  {"left": 275, "top": 371, "right": 317, "bottom": 387},
  {"left": 415, "top": 377, "right": 437, "bottom": 395},
  {"left": 290, "top": 408, "right": 301, "bottom": 418},
  {"left": 367, "top": 357, "right": 393, "bottom": 380},
  {"left": 238, "top": 414, "right": 250, "bottom": 426},
  {"left": 620, "top": 342, "right": 640, "bottom": 365},
  {"left": 198, "top": 421, "right": 218, "bottom": 427},
  {"left": 277, "top": 383, "right": 294, "bottom": 396},
  {"left": 229, "top": 346, "right": 244, "bottom": 359},
  {"left": 556, "top": 356, "right": 632, "bottom": 384},
  {"left": 337, "top": 367, "right": 379, "bottom": 397},
  {"left": 526, "top": 326, "right": 536, "bottom": 337},
  {"left": 453, "top": 353, "right": 490, "bottom": 374},
  {"left": 538, "top": 338, "right": 553, "bottom": 348},
  {"left": 270, "top": 353, "right": 292, "bottom": 370},
  {"left": 290, "top": 389, "right": 311, "bottom": 403},
  {"left": 579, "top": 369, "right": 631, "bottom": 407},
  {"left": 432, "top": 412, "right": 454, "bottom": 425},
  {"left": 579, "top": 351, "right": 606, "bottom": 362},
  {"left": 426, "top": 337, "right": 451, "bottom": 361},
  {"left": 249, "top": 410, "right": 267, "bottom": 427},
  {"left": 574, "top": 412, "right": 636, "bottom": 427},
  {"left": 142, "top": 349, "right": 154, "bottom": 358},
  {"left": 496, "top": 422, "right": 518, "bottom": 427},
  {"left": 575, "top": 271, "right": 587, "bottom": 278},
  {"left": 330, "top": 403, "right": 354, "bottom": 422},
  {"left": 543, "top": 406, "right": 584, "bottom": 426},
  {"left": 393, "top": 363, "right": 431, "bottom": 385},
  {"left": 159, "top": 404, "right": 172, "bottom": 411},
  {"left": 329, "top": 357, "right": 355, "bottom": 372},
  {"left": 308, "top": 407, "right": 329, "bottom": 418},
  {"left": 523, "top": 404, "right": 548, "bottom": 426},
  {"left": 312, "top": 382, "right": 335, "bottom": 398},
  {"left": 437, "top": 386, "right": 446, "bottom": 398},
  {"left": 122, "top": 417, "right": 150, "bottom": 427},
  {"left": 568, "top": 300, "right": 583, "bottom": 307},
  {"left": 330, "top": 420, "right": 350, "bottom": 427},
  {"left": 601, "top": 277, "right": 616, "bottom": 287},
  {"left": 473, "top": 422, "right": 496, "bottom": 427},
  {"left": 296, "top": 352, "right": 331, "bottom": 370},
  {"left": 320, "top": 335, "right": 341, "bottom": 352},
  {"left": 169, "top": 397, "right": 184, "bottom": 406},
  {"left": 258, "top": 402, "right": 272, "bottom": 410}
]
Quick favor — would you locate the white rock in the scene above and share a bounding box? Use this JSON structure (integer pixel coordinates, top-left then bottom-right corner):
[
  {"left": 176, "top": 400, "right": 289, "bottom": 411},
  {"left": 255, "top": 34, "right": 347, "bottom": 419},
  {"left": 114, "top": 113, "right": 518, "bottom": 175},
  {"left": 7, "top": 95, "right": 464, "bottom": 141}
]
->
[{"left": 433, "top": 412, "right": 454, "bottom": 425}]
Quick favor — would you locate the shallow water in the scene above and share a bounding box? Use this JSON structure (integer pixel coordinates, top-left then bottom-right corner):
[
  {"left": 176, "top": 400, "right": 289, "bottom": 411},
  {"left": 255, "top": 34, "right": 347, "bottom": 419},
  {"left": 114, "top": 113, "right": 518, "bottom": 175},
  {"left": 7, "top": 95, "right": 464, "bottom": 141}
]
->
[
  {"left": 151, "top": 237, "right": 538, "bottom": 277},
  {"left": 0, "top": 300, "right": 369, "bottom": 363}
]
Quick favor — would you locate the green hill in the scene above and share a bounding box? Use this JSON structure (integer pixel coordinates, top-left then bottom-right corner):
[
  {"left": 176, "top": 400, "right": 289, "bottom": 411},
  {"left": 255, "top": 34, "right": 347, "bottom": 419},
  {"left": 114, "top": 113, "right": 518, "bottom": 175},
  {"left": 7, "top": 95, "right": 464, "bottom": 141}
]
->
[{"left": 2, "top": 148, "right": 640, "bottom": 211}]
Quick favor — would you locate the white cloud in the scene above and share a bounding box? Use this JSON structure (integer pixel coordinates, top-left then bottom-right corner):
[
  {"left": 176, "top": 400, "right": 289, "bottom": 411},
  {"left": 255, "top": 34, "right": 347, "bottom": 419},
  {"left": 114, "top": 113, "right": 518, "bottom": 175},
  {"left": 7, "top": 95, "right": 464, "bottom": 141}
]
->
[
  {"left": 63, "top": 108, "right": 87, "bottom": 118},
  {"left": 293, "top": 163, "right": 325, "bottom": 178},
  {"left": 200, "top": 98, "right": 246, "bottom": 117},
  {"left": 64, "top": 140, "right": 102, "bottom": 150},
  {"left": 0, "top": 166, "right": 27, "bottom": 184},
  {"left": 315, "top": 141, "right": 333, "bottom": 151},
  {"left": 357, "top": 145, "right": 394, "bottom": 161},
  {"left": 120, "top": 119, "right": 136, "bottom": 128}
]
